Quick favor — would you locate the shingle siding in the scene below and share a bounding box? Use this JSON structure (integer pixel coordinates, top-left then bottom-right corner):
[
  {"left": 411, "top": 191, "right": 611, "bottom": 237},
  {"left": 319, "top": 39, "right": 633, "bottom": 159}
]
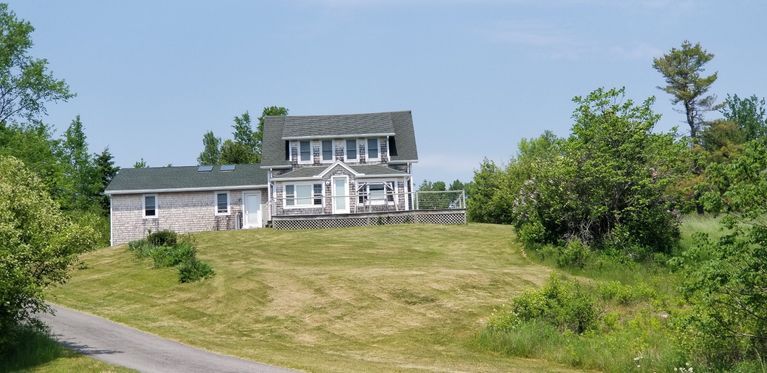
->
[{"left": 111, "top": 189, "right": 267, "bottom": 245}]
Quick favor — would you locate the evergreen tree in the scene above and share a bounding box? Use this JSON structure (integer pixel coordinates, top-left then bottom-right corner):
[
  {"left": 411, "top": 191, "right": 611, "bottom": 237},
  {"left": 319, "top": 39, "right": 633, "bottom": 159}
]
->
[
  {"left": 94, "top": 148, "right": 119, "bottom": 211},
  {"left": 62, "top": 115, "right": 98, "bottom": 210},
  {"left": 133, "top": 158, "right": 147, "bottom": 168},
  {"left": 653, "top": 41, "right": 718, "bottom": 145}
]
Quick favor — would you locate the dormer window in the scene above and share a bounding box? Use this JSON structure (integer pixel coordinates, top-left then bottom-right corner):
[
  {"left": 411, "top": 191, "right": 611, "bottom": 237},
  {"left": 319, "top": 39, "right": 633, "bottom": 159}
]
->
[
  {"left": 300, "top": 141, "right": 311, "bottom": 162},
  {"left": 322, "top": 140, "right": 333, "bottom": 161},
  {"left": 367, "top": 138, "right": 379, "bottom": 159},
  {"left": 346, "top": 139, "right": 357, "bottom": 160}
]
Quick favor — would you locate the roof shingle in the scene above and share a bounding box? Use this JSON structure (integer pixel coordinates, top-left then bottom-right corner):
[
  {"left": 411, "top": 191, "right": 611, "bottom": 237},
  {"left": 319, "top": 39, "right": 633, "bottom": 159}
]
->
[{"left": 105, "top": 164, "right": 268, "bottom": 194}]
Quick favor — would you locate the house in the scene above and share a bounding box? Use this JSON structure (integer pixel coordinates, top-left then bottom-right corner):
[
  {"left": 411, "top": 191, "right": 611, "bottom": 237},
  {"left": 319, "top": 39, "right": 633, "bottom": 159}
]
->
[{"left": 106, "top": 111, "right": 465, "bottom": 245}]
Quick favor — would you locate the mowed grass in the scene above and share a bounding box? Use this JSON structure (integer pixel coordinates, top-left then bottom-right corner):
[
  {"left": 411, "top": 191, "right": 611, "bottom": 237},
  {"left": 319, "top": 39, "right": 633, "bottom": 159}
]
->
[{"left": 51, "top": 224, "right": 574, "bottom": 372}]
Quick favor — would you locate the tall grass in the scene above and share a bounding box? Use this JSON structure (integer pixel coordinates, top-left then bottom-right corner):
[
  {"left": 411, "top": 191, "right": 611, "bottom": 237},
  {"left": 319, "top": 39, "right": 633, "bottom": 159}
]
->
[
  {"left": 0, "top": 326, "right": 132, "bottom": 372},
  {"left": 0, "top": 327, "right": 70, "bottom": 371},
  {"left": 476, "top": 216, "right": 728, "bottom": 372}
]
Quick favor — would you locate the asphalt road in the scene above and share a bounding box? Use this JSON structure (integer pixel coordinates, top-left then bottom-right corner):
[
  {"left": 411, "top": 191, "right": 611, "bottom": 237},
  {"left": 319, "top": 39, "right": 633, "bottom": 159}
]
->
[{"left": 40, "top": 304, "right": 295, "bottom": 373}]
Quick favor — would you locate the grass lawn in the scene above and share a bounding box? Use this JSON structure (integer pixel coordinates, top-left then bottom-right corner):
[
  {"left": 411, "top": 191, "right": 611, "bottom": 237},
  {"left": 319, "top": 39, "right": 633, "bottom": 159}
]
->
[
  {"left": 1, "top": 327, "right": 134, "bottom": 373},
  {"left": 50, "top": 224, "right": 575, "bottom": 372}
]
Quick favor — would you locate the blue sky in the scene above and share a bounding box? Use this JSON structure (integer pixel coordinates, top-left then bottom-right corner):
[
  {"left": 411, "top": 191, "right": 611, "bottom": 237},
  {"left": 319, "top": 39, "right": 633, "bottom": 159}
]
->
[{"left": 7, "top": 0, "right": 766, "bottom": 183}]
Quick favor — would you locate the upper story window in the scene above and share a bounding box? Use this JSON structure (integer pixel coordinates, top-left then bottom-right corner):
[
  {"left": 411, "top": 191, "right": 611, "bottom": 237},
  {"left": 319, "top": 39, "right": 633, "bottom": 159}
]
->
[
  {"left": 322, "top": 140, "right": 333, "bottom": 161},
  {"left": 299, "top": 141, "right": 311, "bottom": 161},
  {"left": 367, "top": 138, "right": 379, "bottom": 159},
  {"left": 143, "top": 194, "right": 157, "bottom": 218},
  {"left": 346, "top": 139, "right": 357, "bottom": 160},
  {"left": 215, "top": 192, "right": 229, "bottom": 215}
]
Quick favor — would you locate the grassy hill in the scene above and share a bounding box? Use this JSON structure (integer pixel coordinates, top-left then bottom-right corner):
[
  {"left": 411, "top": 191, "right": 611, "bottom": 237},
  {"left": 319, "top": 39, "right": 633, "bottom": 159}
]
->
[{"left": 50, "top": 224, "right": 577, "bottom": 372}]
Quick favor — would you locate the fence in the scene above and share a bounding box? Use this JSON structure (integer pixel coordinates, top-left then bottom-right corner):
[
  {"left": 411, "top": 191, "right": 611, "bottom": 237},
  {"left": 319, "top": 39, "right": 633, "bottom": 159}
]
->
[{"left": 269, "top": 190, "right": 465, "bottom": 216}]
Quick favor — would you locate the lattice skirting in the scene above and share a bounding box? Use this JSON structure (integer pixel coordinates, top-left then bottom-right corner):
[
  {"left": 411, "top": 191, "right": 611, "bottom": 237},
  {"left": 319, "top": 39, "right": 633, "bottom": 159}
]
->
[{"left": 272, "top": 209, "right": 467, "bottom": 230}]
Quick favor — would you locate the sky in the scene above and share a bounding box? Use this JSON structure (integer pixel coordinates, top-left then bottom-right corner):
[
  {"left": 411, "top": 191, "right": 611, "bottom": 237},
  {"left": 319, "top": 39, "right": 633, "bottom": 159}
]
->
[{"left": 6, "top": 0, "right": 767, "bottom": 183}]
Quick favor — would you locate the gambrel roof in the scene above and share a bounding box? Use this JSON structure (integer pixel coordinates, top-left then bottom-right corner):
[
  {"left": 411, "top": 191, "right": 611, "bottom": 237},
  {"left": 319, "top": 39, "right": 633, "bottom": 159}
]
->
[
  {"left": 261, "top": 111, "right": 418, "bottom": 168},
  {"left": 105, "top": 164, "right": 268, "bottom": 195}
]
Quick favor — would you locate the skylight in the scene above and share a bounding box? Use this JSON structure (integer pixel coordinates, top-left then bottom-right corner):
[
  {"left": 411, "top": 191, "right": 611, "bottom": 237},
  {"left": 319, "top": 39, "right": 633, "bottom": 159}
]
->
[
  {"left": 220, "top": 165, "right": 235, "bottom": 172},
  {"left": 197, "top": 165, "right": 213, "bottom": 172}
]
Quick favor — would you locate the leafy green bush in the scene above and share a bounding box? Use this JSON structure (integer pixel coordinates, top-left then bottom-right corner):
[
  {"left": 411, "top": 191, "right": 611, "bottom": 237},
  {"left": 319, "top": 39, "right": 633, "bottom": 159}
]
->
[
  {"left": 150, "top": 242, "right": 196, "bottom": 268},
  {"left": 126, "top": 233, "right": 213, "bottom": 283},
  {"left": 556, "top": 238, "right": 591, "bottom": 268},
  {"left": 147, "top": 230, "right": 178, "bottom": 246},
  {"left": 178, "top": 258, "right": 215, "bottom": 283},
  {"left": 492, "top": 275, "right": 599, "bottom": 334}
]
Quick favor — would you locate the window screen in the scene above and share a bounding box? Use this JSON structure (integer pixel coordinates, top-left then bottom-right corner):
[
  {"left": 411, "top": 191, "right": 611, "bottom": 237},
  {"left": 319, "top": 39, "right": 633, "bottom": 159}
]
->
[
  {"left": 300, "top": 141, "right": 310, "bottom": 161},
  {"left": 216, "top": 193, "right": 228, "bottom": 214},
  {"left": 322, "top": 140, "right": 333, "bottom": 161},
  {"left": 367, "top": 138, "right": 379, "bottom": 159},
  {"left": 144, "top": 195, "right": 156, "bottom": 217},
  {"left": 346, "top": 139, "right": 357, "bottom": 159}
]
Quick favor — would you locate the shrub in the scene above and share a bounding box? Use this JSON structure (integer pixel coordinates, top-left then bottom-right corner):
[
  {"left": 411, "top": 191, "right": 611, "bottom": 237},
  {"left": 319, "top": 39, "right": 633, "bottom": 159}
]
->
[
  {"left": 150, "top": 242, "right": 196, "bottom": 268},
  {"left": 500, "top": 275, "right": 599, "bottom": 334},
  {"left": 178, "top": 258, "right": 215, "bottom": 283},
  {"left": 127, "top": 238, "right": 155, "bottom": 258},
  {"left": 147, "top": 230, "right": 177, "bottom": 247},
  {"left": 556, "top": 238, "right": 591, "bottom": 268}
]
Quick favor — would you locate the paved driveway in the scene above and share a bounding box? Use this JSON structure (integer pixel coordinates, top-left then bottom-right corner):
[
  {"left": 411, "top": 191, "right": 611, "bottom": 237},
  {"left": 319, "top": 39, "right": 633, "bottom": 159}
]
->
[{"left": 40, "top": 304, "right": 295, "bottom": 373}]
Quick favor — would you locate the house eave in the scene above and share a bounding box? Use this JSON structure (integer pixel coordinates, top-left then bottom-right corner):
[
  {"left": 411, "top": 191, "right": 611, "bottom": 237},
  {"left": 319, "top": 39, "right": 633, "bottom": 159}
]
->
[
  {"left": 105, "top": 184, "right": 268, "bottom": 195},
  {"left": 282, "top": 133, "right": 395, "bottom": 140}
]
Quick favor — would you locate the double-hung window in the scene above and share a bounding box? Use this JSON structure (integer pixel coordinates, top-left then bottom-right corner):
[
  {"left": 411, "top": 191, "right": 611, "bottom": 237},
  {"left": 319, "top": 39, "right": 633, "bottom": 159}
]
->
[
  {"left": 285, "top": 183, "right": 323, "bottom": 207},
  {"left": 322, "top": 140, "right": 333, "bottom": 161},
  {"left": 215, "top": 192, "right": 229, "bottom": 215},
  {"left": 299, "top": 141, "right": 311, "bottom": 162},
  {"left": 367, "top": 138, "right": 379, "bottom": 159},
  {"left": 346, "top": 139, "right": 357, "bottom": 160},
  {"left": 144, "top": 194, "right": 157, "bottom": 218}
]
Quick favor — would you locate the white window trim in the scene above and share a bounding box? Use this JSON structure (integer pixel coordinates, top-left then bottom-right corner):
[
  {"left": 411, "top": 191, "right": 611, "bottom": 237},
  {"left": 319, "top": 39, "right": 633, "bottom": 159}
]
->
[
  {"left": 283, "top": 182, "right": 324, "bottom": 209},
  {"left": 214, "top": 191, "right": 230, "bottom": 216},
  {"left": 367, "top": 138, "right": 381, "bottom": 161},
  {"left": 143, "top": 194, "right": 158, "bottom": 219},
  {"left": 298, "top": 140, "right": 313, "bottom": 164},
  {"left": 345, "top": 139, "right": 358, "bottom": 161},
  {"left": 320, "top": 139, "right": 334, "bottom": 163}
]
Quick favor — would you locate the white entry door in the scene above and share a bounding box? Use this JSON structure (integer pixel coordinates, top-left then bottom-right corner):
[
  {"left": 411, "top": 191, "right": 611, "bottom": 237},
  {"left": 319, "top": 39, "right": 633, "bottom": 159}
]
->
[
  {"left": 243, "top": 192, "right": 262, "bottom": 228},
  {"left": 332, "top": 176, "right": 349, "bottom": 214}
]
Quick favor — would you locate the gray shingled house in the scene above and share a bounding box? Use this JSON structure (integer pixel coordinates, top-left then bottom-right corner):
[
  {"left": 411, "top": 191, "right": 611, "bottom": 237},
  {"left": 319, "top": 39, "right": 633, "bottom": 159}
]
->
[
  {"left": 106, "top": 111, "right": 448, "bottom": 245},
  {"left": 107, "top": 111, "right": 466, "bottom": 245}
]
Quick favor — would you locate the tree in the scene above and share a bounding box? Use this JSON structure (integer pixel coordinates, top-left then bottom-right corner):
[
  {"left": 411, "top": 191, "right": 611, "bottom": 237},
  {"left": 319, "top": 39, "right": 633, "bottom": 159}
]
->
[
  {"left": 419, "top": 180, "right": 446, "bottom": 191},
  {"left": 133, "top": 158, "right": 147, "bottom": 168},
  {"left": 677, "top": 143, "right": 767, "bottom": 367},
  {"left": 720, "top": 94, "right": 767, "bottom": 141},
  {"left": 0, "top": 122, "right": 67, "bottom": 202},
  {"left": 219, "top": 139, "right": 253, "bottom": 164},
  {"left": 231, "top": 111, "right": 259, "bottom": 162},
  {"left": 466, "top": 159, "right": 505, "bottom": 223},
  {"left": 94, "top": 148, "right": 119, "bottom": 212},
  {"left": 0, "top": 4, "right": 74, "bottom": 126},
  {"left": 448, "top": 180, "right": 465, "bottom": 191},
  {"left": 653, "top": 41, "right": 718, "bottom": 144},
  {"left": 61, "top": 115, "right": 99, "bottom": 210},
  {"left": 197, "top": 130, "right": 221, "bottom": 165},
  {"left": 0, "top": 156, "right": 96, "bottom": 351},
  {"left": 512, "top": 88, "right": 683, "bottom": 255}
]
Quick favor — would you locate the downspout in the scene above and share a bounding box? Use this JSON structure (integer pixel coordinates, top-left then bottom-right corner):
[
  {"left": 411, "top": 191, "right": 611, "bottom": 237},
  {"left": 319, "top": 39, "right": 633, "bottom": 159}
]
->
[{"left": 109, "top": 194, "right": 113, "bottom": 247}]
